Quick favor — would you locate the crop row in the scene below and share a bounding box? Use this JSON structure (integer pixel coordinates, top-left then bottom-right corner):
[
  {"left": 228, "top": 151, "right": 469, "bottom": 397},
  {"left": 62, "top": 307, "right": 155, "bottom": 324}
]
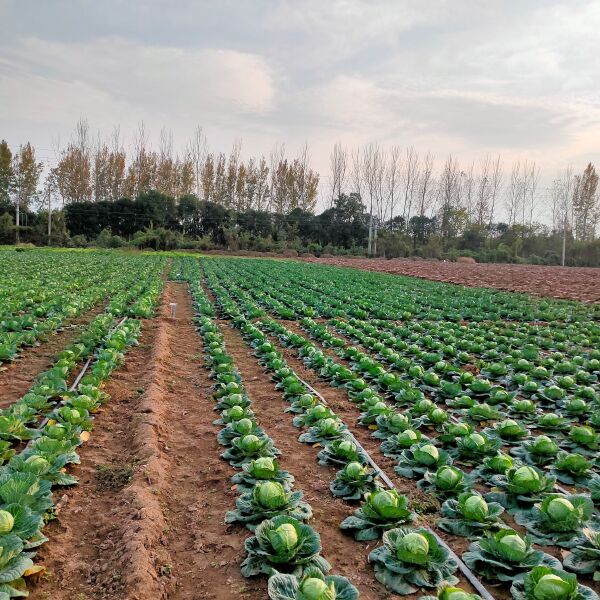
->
[
  {"left": 180, "top": 260, "right": 361, "bottom": 600},
  {"left": 0, "top": 259, "right": 165, "bottom": 597},
  {"left": 0, "top": 251, "right": 166, "bottom": 362},
  {"left": 207, "top": 257, "right": 600, "bottom": 323}
]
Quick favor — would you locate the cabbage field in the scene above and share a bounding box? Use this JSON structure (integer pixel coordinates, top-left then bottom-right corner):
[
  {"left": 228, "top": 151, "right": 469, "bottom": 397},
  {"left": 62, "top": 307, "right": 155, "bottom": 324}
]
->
[
  {"left": 176, "top": 256, "right": 600, "bottom": 600},
  {"left": 1, "top": 248, "right": 599, "bottom": 600}
]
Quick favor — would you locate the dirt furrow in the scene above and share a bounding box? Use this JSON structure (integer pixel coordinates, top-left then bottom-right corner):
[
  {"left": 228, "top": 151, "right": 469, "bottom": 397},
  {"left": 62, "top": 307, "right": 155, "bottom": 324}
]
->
[
  {"left": 32, "top": 301, "right": 163, "bottom": 599},
  {"left": 153, "top": 282, "right": 264, "bottom": 600}
]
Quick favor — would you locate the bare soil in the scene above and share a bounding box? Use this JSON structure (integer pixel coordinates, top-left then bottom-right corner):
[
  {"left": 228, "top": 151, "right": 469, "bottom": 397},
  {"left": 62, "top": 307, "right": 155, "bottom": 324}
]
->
[
  {"left": 0, "top": 301, "right": 108, "bottom": 408},
  {"left": 301, "top": 257, "right": 600, "bottom": 303}
]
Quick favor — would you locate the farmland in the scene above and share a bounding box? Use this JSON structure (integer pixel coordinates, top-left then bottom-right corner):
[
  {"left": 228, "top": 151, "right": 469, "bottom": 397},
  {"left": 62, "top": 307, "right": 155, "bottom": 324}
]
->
[{"left": 0, "top": 249, "right": 598, "bottom": 600}]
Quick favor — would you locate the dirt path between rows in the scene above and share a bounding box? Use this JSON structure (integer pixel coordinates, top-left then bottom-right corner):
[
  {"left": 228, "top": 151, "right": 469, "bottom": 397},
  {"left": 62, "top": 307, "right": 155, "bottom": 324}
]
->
[
  {"left": 0, "top": 301, "right": 108, "bottom": 408},
  {"left": 32, "top": 283, "right": 263, "bottom": 600}
]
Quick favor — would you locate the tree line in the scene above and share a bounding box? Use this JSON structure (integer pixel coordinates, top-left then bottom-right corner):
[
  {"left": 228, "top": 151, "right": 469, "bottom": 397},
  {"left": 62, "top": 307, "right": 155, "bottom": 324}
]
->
[{"left": 0, "top": 121, "right": 599, "bottom": 266}]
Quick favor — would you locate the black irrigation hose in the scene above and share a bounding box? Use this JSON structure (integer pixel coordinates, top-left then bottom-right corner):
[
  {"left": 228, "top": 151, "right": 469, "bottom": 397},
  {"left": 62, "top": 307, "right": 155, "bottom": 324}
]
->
[
  {"left": 35, "top": 316, "right": 128, "bottom": 432},
  {"left": 291, "top": 371, "right": 498, "bottom": 600}
]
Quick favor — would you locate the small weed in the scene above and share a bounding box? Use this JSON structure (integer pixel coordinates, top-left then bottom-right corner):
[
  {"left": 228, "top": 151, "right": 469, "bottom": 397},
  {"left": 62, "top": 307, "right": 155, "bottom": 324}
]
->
[
  {"left": 96, "top": 462, "right": 135, "bottom": 490},
  {"left": 160, "top": 564, "right": 173, "bottom": 576}
]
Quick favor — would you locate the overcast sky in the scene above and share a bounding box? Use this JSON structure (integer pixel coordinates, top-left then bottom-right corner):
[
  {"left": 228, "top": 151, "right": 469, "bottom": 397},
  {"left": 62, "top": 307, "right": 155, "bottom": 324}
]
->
[{"left": 1, "top": 0, "right": 599, "bottom": 210}]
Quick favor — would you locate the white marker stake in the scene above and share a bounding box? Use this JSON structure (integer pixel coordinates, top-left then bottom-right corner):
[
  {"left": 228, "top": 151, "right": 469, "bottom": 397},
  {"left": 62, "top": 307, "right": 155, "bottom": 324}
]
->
[{"left": 170, "top": 302, "right": 178, "bottom": 318}]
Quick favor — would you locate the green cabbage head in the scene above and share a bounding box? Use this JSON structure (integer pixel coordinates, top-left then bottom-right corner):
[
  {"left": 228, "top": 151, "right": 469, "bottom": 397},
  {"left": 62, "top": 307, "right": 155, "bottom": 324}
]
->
[
  {"left": 414, "top": 444, "right": 439, "bottom": 466},
  {"left": 366, "top": 489, "right": 410, "bottom": 519},
  {"left": 254, "top": 481, "right": 288, "bottom": 510},
  {"left": 397, "top": 531, "right": 430, "bottom": 565},
  {"left": 545, "top": 497, "right": 574, "bottom": 522},
  {"left": 461, "top": 494, "right": 488, "bottom": 522},
  {"left": 269, "top": 522, "right": 299, "bottom": 554},
  {"left": 497, "top": 531, "right": 528, "bottom": 562},
  {"left": 530, "top": 570, "right": 578, "bottom": 600},
  {"left": 248, "top": 457, "right": 277, "bottom": 478},
  {"left": 298, "top": 577, "right": 336, "bottom": 600}
]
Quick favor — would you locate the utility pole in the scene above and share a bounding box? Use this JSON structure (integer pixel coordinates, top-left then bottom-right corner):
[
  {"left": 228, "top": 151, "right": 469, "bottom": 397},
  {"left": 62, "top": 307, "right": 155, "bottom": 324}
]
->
[
  {"left": 561, "top": 212, "right": 567, "bottom": 267},
  {"left": 47, "top": 185, "right": 52, "bottom": 246},
  {"left": 15, "top": 196, "right": 19, "bottom": 244},
  {"left": 367, "top": 208, "right": 373, "bottom": 255}
]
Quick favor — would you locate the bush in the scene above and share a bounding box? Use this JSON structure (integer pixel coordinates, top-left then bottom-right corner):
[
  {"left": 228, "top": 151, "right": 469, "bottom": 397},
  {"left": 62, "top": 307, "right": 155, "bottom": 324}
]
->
[
  {"left": 70, "top": 235, "right": 88, "bottom": 248},
  {"left": 0, "top": 213, "right": 14, "bottom": 244},
  {"left": 496, "top": 243, "right": 512, "bottom": 263},
  {"left": 94, "top": 228, "right": 125, "bottom": 248}
]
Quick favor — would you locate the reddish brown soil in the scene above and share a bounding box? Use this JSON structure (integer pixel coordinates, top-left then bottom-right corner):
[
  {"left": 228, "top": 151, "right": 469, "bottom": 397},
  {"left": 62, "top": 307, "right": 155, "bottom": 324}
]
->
[
  {"left": 0, "top": 301, "right": 108, "bottom": 408},
  {"left": 32, "top": 283, "right": 263, "bottom": 600},
  {"left": 301, "top": 257, "right": 600, "bottom": 303}
]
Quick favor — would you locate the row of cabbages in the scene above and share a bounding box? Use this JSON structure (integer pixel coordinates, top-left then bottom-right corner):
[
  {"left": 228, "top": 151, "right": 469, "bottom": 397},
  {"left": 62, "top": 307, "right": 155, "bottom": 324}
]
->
[
  {"left": 0, "top": 316, "right": 141, "bottom": 598},
  {"left": 185, "top": 272, "right": 360, "bottom": 600},
  {"left": 238, "top": 315, "right": 484, "bottom": 600},
  {"left": 0, "top": 264, "right": 164, "bottom": 598},
  {"left": 0, "top": 252, "right": 167, "bottom": 362},
  {"left": 193, "top": 256, "right": 600, "bottom": 600}
]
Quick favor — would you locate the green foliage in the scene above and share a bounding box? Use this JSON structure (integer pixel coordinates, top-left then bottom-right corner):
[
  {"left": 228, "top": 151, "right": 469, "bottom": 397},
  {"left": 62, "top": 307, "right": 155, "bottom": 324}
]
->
[
  {"left": 368, "top": 527, "right": 459, "bottom": 595},
  {"left": 241, "top": 516, "right": 331, "bottom": 578},
  {"left": 340, "top": 489, "right": 415, "bottom": 540},
  {"left": 510, "top": 567, "right": 599, "bottom": 600},
  {"left": 463, "top": 529, "right": 562, "bottom": 582},
  {"left": 267, "top": 566, "right": 359, "bottom": 600}
]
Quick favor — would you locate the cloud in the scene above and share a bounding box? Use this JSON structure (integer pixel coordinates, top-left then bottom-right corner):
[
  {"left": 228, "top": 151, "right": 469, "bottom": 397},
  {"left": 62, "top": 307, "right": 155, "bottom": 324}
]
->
[
  {"left": 1, "top": 0, "right": 600, "bottom": 211},
  {"left": 0, "top": 36, "right": 276, "bottom": 155}
]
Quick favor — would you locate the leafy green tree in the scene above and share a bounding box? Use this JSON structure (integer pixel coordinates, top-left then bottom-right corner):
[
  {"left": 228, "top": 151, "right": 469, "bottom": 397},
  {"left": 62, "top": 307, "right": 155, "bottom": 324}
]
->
[
  {"left": 12, "top": 143, "right": 42, "bottom": 242},
  {"left": 0, "top": 140, "right": 13, "bottom": 211}
]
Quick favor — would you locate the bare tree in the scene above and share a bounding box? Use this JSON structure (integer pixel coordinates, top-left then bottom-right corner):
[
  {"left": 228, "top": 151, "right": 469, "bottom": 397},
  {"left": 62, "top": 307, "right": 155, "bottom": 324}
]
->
[
  {"left": 254, "top": 156, "right": 270, "bottom": 211},
  {"left": 526, "top": 162, "right": 540, "bottom": 227},
  {"left": 350, "top": 147, "right": 364, "bottom": 200},
  {"left": 505, "top": 161, "right": 523, "bottom": 226},
  {"left": 105, "top": 127, "right": 126, "bottom": 201},
  {"left": 462, "top": 161, "right": 476, "bottom": 224},
  {"left": 329, "top": 141, "right": 348, "bottom": 208},
  {"left": 384, "top": 145, "right": 401, "bottom": 225},
  {"left": 438, "top": 155, "right": 464, "bottom": 241},
  {"left": 155, "top": 128, "right": 177, "bottom": 196},
  {"left": 269, "top": 143, "right": 286, "bottom": 212},
  {"left": 415, "top": 152, "right": 435, "bottom": 218},
  {"left": 550, "top": 167, "right": 575, "bottom": 265},
  {"left": 401, "top": 147, "right": 419, "bottom": 226},
  {"left": 200, "top": 153, "right": 215, "bottom": 202},
  {"left": 188, "top": 125, "right": 207, "bottom": 199},
  {"left": 488, "top": 155, "right": 503, "bottom": 226},
  {"left": 362, "top": 143, "right": 386, "bottom": 254},
  {"left": 474, "top": 155, "right": 491, "bottom": 225},
  {"left": 225, "top": 139, "right": 242, "bottom": 208},
  {"left": 92, "top": 134, "right": 110, "bottom": 202}
]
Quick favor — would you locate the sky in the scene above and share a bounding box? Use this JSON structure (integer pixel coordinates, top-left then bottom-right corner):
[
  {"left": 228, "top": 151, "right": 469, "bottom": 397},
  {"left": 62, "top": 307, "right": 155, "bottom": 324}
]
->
[{"left": 1, "top": 0, "right": 599, "bottom": 212}]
